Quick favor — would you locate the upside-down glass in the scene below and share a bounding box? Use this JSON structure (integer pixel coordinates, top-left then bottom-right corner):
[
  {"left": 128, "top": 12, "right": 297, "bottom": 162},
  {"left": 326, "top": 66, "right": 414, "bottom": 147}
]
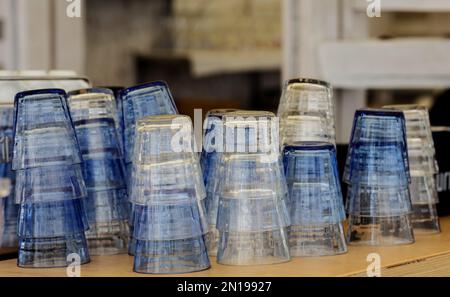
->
[
  {"left": 215, "top": 111, "right": 290, "bottom": 265},
  {"left": 129, "top": 115, "right": 210, "bottom": 274},
  {"left": 345, "top": 108, "right": 414, "bottom": 246},
  {"left": 120, "top": 81, "right": 178, "bottom": 164},
  {"left": 277, "top": 78, "right": 336, "bottom": 145},
  {"left": 13, "top": 89, "right": 90, "bottom": 267},
  {"left": 283, "top": 142, "right": 347, "bottom": 256},
  {"left": 68, "top": 89, "right": 129, "bottom": 255},
  {"left": 12, "top": 89, "right": 82, "bottom": 170},
  {"left": 383, "top": 104, "right": 440, "bottom": 234}
]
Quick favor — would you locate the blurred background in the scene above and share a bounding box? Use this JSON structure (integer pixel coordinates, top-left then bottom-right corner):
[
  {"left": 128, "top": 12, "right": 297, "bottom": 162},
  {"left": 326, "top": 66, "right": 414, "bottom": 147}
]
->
[{"left": 1, "top": 0, "right": 450, "bottom": 144}]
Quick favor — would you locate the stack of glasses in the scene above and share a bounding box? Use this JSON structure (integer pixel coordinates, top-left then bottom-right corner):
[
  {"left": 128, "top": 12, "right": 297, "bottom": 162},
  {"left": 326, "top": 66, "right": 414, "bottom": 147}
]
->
[
  {"left": 283, "top": 142, "right": 347, "bottom": 256},
  {"left": 344, "top": 109, "right": 414, "bottom": 246},
  {"left": 129, "top": 115, "right": 210, "bottom": 273},
  {"left": 216, "top": 111, "right": 290, "bottom": 265},
  {"left": 200, "top": 109, "right": 238, "bottom": 255},
  {"left": 120, "top": 81, "right": 178, "bottom": 255},
  {"left": 12, "top": 89, "right": 90, "bottom": 267},
  {"left": 383, "top": 105, "right": 440, "bottom": 234},
  {"left": 0, "top": 104, "right": 18, "bottom": 248},
  {"left": 68, "top": 88, "right": 129, "bottom": 255},
  {"left": 100, "top": 86, "right": 125, "bottom": 155},
  {"left": 277, "top": 78, "right": 336, "bottom": 146}
]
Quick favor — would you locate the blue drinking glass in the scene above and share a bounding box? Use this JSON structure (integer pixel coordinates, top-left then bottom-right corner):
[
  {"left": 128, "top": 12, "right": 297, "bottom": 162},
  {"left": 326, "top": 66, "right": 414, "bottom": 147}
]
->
[
  {"left": 68, "top": 89, "right": 123, "bottom": 159},
  {"left": 282, "top": 142, "right": 347, "bottom": 256},
  {"left": 344, "top": 109, "right": 409, "bottom": 184},
  {"left": 133, "top": 235, "right": 210, "bottom": 274},
  {"left": 14, "top": 163, "right": 87, "bottom": 204},
  {"left": 120, "top": 81, "right": 178, "bottom": 163},
  {"left": 345, "top": 108, "right": 414, "bottom": 246},
  {"left": 18, "top": 198, "right": 88, "bottom": 238},
  {"left": 12, "top": 89, "right": 82, "bottom": 170},
  {"left": 283, "top": 143, "right": 345, "bottom": 225},
  {"left": 17, "top": 232, "right": 90, "bottom": 268}
]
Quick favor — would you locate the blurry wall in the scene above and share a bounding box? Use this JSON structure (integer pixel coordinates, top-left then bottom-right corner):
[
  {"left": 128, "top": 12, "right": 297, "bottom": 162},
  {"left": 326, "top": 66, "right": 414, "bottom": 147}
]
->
[
  {"left": 85, "top": 0, "right": 169, "bottom": 86},
  {"left": 85, "top": 0, "right": 281, "bottom": 87}
]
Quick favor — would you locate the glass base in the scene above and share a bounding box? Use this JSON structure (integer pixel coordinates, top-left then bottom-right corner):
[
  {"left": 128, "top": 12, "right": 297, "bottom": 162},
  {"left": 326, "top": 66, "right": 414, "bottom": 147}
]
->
[
  {"left": 17, "top": 233, "right": 90, "bottom": 268},
  {"left": 217, "top": 228, "right": 290, "bottom": 265},
  {"left": 410, "top": 203, "right": 441, "bottom": 234},
  {"left": 288, "top": 223, "right": 347, "bottom": 257},
  {"left": 347, "top": 215, "right": 415, "bottom": 246},
  {"left": 132, "top": 236, "right": 210, "bottom": 274}
]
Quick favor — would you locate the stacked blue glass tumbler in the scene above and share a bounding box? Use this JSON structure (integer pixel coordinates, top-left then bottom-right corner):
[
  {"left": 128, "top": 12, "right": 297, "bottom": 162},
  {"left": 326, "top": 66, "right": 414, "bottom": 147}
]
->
[
  {"left": 283, "top": 142, "right": 347, "bottom": 256},
  {"left": 12, "top": 89, "right": 90, "bottom": 267},
  {"left": 119, "top": 81, "right": 178, "bottom": 255},
  {"left": 0, "top": 104, "right": 18, "bottom": 248},
  {"left": 345, "top": 108, "right": 414, "bottom": 246},
  {"left": 129, "top": 115, "right": 210, "bottom": 273},
  {"left": 68, "top": 88, "right": 129, "bottom": 255}
]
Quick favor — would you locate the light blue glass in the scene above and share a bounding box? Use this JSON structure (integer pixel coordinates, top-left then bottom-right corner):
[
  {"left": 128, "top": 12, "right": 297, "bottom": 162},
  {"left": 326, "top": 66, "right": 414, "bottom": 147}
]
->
[
  {"left": 282, "top": 143, "right": 347, "bottom": 256},
  {"left": 131, "top": 201, "right": 208, "bottom": 241},
  {"left": 346, "top": 184, "right": 412, "bottom": 217},
  {"left": 216, "top": 197, "right": 290, "bottom": 232},
  {"left": 17, "top": 232, "right": 90, "bottom": 268},
  {"left": 130, "top": 161, "right": 205, "bottom": 206},
  {"left": 15, "top": 164, "right": 87, "bottom": 204},
  {"left": 120, "top": 81, "right": 178, "bottom": 163},
  {"left": 18, "top": 198, "right": 88, "bottom": 238},
  {"left": 345, "top": 143, "right": 409, "bottom": 187},
  {"left": 283, "top": 143, "right": 345, "bottom": 225},
  {"left": 12, "top": 89, "right": 82, "bottom": 170},
  {"left": 344, "top": 109, "right": 409, "bottom": 184},
  {"left": 345, "top": 108, "right": 414, "bottom": 246},
  {"left": 68, "top": 88, "right": 123, "bottom": 159},
  {"left": 133, "top": 235, "right": 210, "bottom": 274}
]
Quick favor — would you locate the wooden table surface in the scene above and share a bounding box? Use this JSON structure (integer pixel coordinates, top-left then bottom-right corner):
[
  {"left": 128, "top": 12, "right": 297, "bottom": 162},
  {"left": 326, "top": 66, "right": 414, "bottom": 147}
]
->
[{"left": 1, "top": 217, "right": 450, "bottom": 277}]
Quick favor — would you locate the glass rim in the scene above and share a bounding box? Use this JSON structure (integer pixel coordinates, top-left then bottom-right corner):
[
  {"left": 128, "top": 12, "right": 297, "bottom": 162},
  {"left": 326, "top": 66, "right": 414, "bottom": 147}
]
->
[{"left": 286, "top": 78, "right": 331, "bottom": 88}]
